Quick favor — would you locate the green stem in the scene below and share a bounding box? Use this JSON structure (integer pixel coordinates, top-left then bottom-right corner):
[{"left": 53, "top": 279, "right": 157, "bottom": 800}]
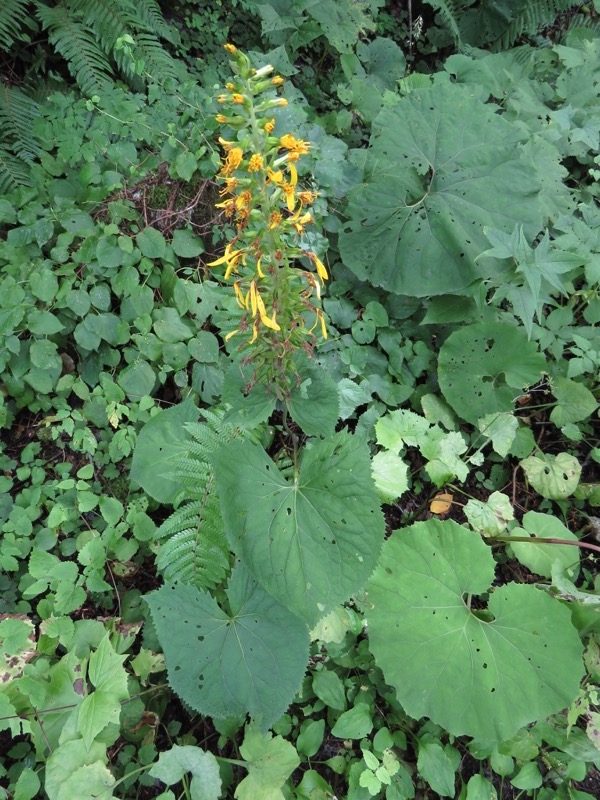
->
[{"left": 494, "top": 535, "right": 600, "bottom": 555}]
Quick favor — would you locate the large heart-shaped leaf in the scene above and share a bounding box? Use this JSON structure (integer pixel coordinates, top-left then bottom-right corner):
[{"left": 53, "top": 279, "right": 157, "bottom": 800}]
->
[
  {"left": 213, "top": 432, "right": 385, "bottom": 625},
  {"left": 366, "top": 519, "right": 584, "bottom": 743},
  {"left": 145, "top": 563, "right": 309, "bottom": 728},
  {"left": 438, "top": 322, "right": 545, "bottom": 424},
  {"left": 340, "top": 82, "right": 551, "bottom": 297}
]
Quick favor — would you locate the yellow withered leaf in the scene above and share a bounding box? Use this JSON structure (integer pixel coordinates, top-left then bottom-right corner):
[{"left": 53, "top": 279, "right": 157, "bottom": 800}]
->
[{"left": 430, "top": 492, "right": 453, "bottom": 515}]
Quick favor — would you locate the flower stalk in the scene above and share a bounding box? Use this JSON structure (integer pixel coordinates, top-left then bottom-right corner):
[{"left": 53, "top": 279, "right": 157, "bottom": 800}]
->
[{"left": 208, "top": 44, "right": 329, "bottom": 400}]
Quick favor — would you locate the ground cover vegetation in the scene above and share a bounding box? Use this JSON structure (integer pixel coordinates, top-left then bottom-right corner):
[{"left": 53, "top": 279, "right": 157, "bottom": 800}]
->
[{"left": 0, "top": 1, "right": 599, "bottom": 798}]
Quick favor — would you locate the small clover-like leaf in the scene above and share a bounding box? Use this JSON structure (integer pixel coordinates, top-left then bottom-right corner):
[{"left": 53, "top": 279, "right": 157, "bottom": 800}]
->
[
  {"left": 520, "top": 452, "right": 581, "bottom": 499},
  {"left": 367, "top": 519, "right": 584, "bottom": 743}
]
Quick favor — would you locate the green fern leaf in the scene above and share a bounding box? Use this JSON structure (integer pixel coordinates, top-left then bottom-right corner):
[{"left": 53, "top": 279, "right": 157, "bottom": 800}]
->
[
  {"left": 0, "top": 145, "right": 31, "bottom": 193},
  {"left": 0, "top": 0, "right": 29, "bottom": 50},
  {"left": 493, "top": 0, "right": 574, "bottom": 50},
  {"left": 36, "top": 3, "right": 114, "bottom": 94},
  {"left": 0, "top": 85, "right": 41, "bottom": 163},
  {"left": 424, "top": 0, "right": 463, "bottom": 45},
  {"left": 127, "top": 0, "right": 179, "bottom": 44}
]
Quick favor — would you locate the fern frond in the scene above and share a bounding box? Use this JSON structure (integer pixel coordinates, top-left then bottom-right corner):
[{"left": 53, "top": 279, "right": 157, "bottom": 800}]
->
[
  {"left": 152, "top": 407, "right": 254, "bottom": 589},
  {"left": 0, "top": 0, "right": 29, "bottom": 49},
  {"left": 0, "top": 145, "right": 31, "bottom": 193},
  {"left": 495, "top": 0, "right": 574, "bottom": 50},
  {"left": 157, "top": 494, "right": 230, "bottom": 591},
  {"left": 127, "top": 0, "right": 179, "bottom": 44},
  {"left": 36, "top": 3, "right": 113, "bottom": 95},
  {"left": 424, "top": 0, "right": 463, "bottom": 45},
  {"left": 69, "top": 0, "right": 135, "bottom": 52},
  {"left": 132, "top": 33, "right": 177, "bottom": 80},
  {"left": 0, "top": 85, "right": 41, "bottom": 163}
]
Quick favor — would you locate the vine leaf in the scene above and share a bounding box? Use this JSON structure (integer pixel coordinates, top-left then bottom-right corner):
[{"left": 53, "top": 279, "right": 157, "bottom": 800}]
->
[
  {"left": 367, "top": 519, "right": 584, "bottom": 743},
  {"left": 213, "top": 432, "right": 385, "bottom": 625},
  {"left": 145, "top": 562, "right": 309, "bottom": 729},
  {"left": 340, "top": 82, "right": 552, "bottom": 297}
]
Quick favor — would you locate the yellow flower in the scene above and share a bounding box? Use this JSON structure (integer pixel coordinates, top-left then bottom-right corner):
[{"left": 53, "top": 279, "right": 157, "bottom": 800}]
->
[
  {"left": 225, "top": 82, "right": 235, "bottom": 90},
  {"left": 233, "top": 280, "right": 247, "bottom": 309},
  {"left": 277, "top": 98, "right": 288, "bottom": 107},
  {"left": 217, "top": 94, "right": 229, "bottom": 103},
  {"left": 247, "top": 154, "right": 264, "bottom": 172},
  {"left": 232, "top": 93, "right": 245, "bottom": 104},
  {"left": 224, "top": 43, "right": 237, "bottom": 53},
  {"left": 299, "top": 190, "right": 317, "bottom": 205},
  {"left": 256, "top": 257, "right": 266, "bottom": 278},
  {"left": 215, "top": 114, "right": 228, "bottom": 124},
  {"left": 269, "top": 163, "right": 297, "bottom": 211},
  {"left": 272, "top": 76, "right": 284, "bottom": 86},
  {"left": 249, "top": 281, "right": 281, "bottom": 332},
  {"left": 207, "top": 242, "right": 246, "bottom": 279},
  {"left": 264, "top": 118, "right": 276, "bottom": 133},
  {"left": 269, "top": 211, "right": 282, "bottom": 229},
  {"left": 219, "top": 146, "right": 244, "bottom": 176},
  {"left": 307, "top": 252, "right": 329, "bottom": 282},
  {"left": 279, "top": 134, "right": 311, "bottom": 156}
]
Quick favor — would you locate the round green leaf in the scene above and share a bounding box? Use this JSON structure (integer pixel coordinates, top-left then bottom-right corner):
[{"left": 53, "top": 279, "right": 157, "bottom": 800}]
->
[
  {"left": 117, "top": 360, "right": 157, "bottom": 401},
  {"left": 520, "top": 452, "right": 581, "bottom": 499},
  {"left": 438, "top": 323, "right": 545, "bottom": 424},
  {"left": 214, "top": 432, "right": 385, "bottom": 625},
  {"left": 145, "top": 562, "right": 309, "bottom": 728},
  {"left": 136, "top": 227, "right": 166, "bottom": 259},
  {"left": 340, "top": 83, "right": 550, "bottom": 297},
  {"left": 172, "top": 229, "right": 205, "bottom": 258},
  {"left": 366, "top": 519, "right": 584, "bottom": 743},
  {"left": 510, "top": 511, "right": 580, "bottom": 579}
]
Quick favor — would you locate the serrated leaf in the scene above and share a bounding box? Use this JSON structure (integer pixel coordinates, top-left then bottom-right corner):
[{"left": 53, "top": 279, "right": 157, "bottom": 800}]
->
[
  {"left": 520, "top": 452, "right": 581, "bottom": 499},
  {"left": 477, "top": 412, "right": 519, "bottom": 457},
  {"left": 236, "top": 725, "right": 299, "bottom": 800},
  {"left": 149, "top": 745, "right": 221, "bottom": 800},
  {"left": 417, "top": 741, "right": 456, "bottom": 798},
  {"left": 287, "top": 367, "right": 339, "bottom": 437},
  {"left": 376, "top": 409, "right": 430, "bottom": 450},
  {"left": 340, "top": 83, "right": 549, "bottom": 297},
  {"left": 371, "top": 451, "right": 409, "bottom": 502},
  {"left": 145, "top": 563, "right": 309, "bottom": 728},
  {"left": 464, "top": 492, "right": 514, "bottom": 536},
  {"left": 438, "top": 323, "right": 546, "bottom": 424},
  {"left": 78, "top": 635, "right": 128, "bottom": 747},
  {"left": 130, "top": 397, "right": 199, "bottom": 503},
  {"left": 367, "top": 519, "right": 584, "bottom": 742},
  {"left": 550, "top": 376, "right": 598, "bottom": 427},
  {"left": 213, "top": 432, "right": 385, "bottom": 625},
  {"left": 509, "top": 512, "right": 580, "bottom": 579}
]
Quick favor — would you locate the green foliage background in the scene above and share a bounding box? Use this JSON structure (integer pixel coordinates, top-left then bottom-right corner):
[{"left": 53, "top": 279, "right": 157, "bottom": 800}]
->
[{"left": 1, "top": 2, "right": 600, "bottom": 799}]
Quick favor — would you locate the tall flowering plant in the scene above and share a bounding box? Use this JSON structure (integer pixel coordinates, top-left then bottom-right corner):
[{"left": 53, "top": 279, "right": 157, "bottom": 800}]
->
[{"left": 208, "top": 44, "right": 329, "bottom": 400}]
